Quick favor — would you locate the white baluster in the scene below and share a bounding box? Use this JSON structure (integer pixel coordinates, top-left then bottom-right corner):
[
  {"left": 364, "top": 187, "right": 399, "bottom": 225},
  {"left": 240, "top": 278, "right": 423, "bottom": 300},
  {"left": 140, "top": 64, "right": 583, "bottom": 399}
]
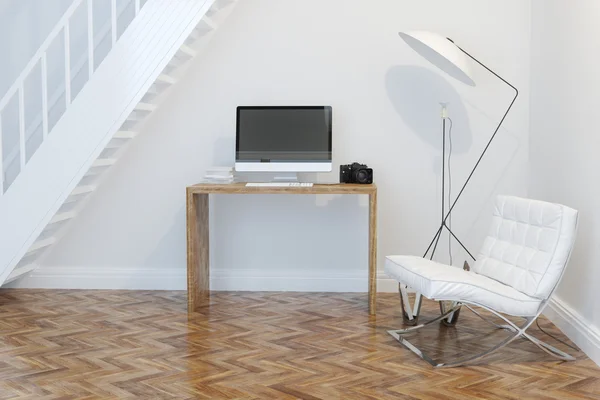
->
[
  {"left": 111, "top": 0, "right": 117, "bottom": 45},
  {"left": 18, "top": 86, "right": 25, "bottom": 169},
  {"left": 0, "top": 0, "right": 83, "bottom": 114},
  {"left": 41, "top": 53, "right": 48, "bottom": 139},
  {"left": 0, "top": 114, "right": 3, "bottom": 194},
  {"left": 64, "top": 23, "right": 71, "bottom": 106},
  {"left": 88, "top": 0, "right": 94, "bottom": 77}
]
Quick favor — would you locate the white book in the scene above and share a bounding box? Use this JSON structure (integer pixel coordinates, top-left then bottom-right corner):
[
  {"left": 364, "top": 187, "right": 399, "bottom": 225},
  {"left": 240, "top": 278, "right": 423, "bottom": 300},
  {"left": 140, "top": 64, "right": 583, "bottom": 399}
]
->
[
  {"left": 206, "top": 166, "right": 233, "bottom": 173},
  {"left": 204, "top": 174, "right": 234, "bottom": 179},
  {"left": 200, "top": 178, "right": 235, "bottom": 184}
]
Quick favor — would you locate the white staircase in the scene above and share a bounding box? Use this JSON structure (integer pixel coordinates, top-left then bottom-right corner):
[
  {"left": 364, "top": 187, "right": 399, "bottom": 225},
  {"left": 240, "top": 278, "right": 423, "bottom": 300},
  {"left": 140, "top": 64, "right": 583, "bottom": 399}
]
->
[{"left": 0, "top": 0, "right": 238, "bottom": 286}]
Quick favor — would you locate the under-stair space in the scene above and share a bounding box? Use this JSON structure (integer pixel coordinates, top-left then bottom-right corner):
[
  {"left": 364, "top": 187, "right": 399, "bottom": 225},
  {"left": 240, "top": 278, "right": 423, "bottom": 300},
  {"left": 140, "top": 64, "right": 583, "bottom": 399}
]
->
[{"left": 0, "top": 0, "right": 239, "bottom": 285}]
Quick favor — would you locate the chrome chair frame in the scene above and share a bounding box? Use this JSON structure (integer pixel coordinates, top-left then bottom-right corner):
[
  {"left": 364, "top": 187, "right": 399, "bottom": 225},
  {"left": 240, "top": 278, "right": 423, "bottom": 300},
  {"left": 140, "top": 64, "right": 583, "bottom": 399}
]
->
[{"left": 389, "top": 248, "right": 577, "bottom": 368}]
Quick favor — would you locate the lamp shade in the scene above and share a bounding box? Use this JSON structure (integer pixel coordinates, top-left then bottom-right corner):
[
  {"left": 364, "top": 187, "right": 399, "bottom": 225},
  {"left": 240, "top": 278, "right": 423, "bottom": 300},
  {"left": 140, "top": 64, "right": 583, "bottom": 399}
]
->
[{"left": 398, "top": 31, "right": 476, "bottom": 87}]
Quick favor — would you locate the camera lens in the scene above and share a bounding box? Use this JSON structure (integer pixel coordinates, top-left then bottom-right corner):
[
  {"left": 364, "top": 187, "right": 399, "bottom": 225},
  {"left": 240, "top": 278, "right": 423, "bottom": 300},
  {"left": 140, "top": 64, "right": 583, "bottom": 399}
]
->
[{"left": 356, "top": 169, "right": 369, "bottom": 184}]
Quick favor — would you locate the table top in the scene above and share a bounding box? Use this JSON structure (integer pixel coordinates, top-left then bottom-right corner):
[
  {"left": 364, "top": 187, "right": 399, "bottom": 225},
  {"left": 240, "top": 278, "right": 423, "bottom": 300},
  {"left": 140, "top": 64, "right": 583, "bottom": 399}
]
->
[{"left": 187, "top": 182, "right": 377, "bottom": 195}]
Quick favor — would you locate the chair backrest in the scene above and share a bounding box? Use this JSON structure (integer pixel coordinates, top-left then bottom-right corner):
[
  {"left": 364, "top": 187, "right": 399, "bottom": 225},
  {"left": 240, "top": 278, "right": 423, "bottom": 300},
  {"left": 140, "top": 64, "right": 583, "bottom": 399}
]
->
[{"left": 472, "top": 195, "right": 578, "bottom": 300}]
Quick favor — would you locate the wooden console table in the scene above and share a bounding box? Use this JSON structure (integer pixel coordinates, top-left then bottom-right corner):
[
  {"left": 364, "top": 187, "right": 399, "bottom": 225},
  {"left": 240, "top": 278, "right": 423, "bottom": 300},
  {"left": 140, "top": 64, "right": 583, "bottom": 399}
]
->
[{"left": 186, "top": 183, "right": 378, "bottom": 315}]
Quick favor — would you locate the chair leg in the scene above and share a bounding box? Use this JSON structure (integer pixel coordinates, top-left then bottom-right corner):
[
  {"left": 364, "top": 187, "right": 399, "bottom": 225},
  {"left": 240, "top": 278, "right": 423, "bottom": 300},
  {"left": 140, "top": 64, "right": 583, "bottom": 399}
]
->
[
  {"left": 464, "top": 304, "right": 577, "bottom": 361},
  {"left": 398, "top": 284, "right": 422, "bottom": 326},
  {"left": 389, "top": 303, "right": 462, "bottom": 335},
  {"left": 389, "top": 314, "right": 533, "bottom": 368},
  {"left": 389, "top": 304, "right": 513, "bottom": 368},
  {"left": 439, "top": 300, "right": 462, "bottom": 327},
  {"left": 388, "top": 299, "right": 577, "bottom": 368},
  {"left": 435, "top": 317, "right": 575, "bottom": 367},
  {"left": 398, "top": 284, "right": 460, "bottom": 328},
  {"left": 435, "top": 328, "right": 524, "bottom": 368},
  {"left": 465, "top": 304, "right": 517, "bottom": 331}
]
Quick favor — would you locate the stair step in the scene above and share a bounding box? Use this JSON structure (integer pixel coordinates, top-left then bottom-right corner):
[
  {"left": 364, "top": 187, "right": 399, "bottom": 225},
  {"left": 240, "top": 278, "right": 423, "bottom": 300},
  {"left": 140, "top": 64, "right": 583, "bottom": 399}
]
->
[
  {"left": 70, "top": 185, "right": 96, "bottom": 196},
  {"left": 126, "top": 111, "right": 142, "bottom": 122},
  {"left": 5, "top": 264, "right": 37, "bottom": 284},
  {"left": 179, "top": 44, "right": 197, "bottom": 57},
  {"left": 203, "top": 15, "right": 217, "bottom": 29},
  {"left": 49, "top": 211, "right": 77, "bottom": 225},
  {"left": 114, "top": 130, "right": 138, "bottom": 139},
  {"left": 84, "top": 168, "right": 102, "bottom": 178},
  {"left": 217, "top": 0, "right": 236, "bottom": 7},
  {"left": 207, "top": 0, "right": 235, "bottom": 17},
  {"left": 92, "top": 159, "right": 117, "bottom": 168},
  {"left": 147, "top": 84, "right": 159, "bottom": 95},
  {"left": 27, "top": 237, "right": 56, "bottom": 253},
  {"left": 134, "top": 102, "right": 157, "bottom": 112},
  {"left": 168, "top": 57, "right": 185, "bottom": 69},
  {"left": 190, "top": 17, "right": 216, "bottom": 40},
  {"left": 206, "top": 4, "right": 220, "bottom": 16},
  {"left": 156, "top": 74, "right": 176, "bottom": 85},
  {"left": 105, "top": 140, "right": 125, "bottom": 149}
]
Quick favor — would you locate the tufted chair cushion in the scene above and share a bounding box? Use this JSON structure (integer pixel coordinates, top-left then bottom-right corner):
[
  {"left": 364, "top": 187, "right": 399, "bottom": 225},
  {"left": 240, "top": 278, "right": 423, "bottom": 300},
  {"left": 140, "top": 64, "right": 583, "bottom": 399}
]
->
[{"left": 472, "top": 196, "right": 578, "bottom": 300}]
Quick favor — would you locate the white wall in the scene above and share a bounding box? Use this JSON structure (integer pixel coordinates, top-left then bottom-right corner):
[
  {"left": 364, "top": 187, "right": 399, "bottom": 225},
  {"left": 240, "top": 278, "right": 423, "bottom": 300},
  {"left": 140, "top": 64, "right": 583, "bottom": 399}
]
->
[
  {"left": 529, "top": 0, "right": 600, "bottom": 365},
  {"left": 22, "top": 0, "right": 532, "bottom": 291}
]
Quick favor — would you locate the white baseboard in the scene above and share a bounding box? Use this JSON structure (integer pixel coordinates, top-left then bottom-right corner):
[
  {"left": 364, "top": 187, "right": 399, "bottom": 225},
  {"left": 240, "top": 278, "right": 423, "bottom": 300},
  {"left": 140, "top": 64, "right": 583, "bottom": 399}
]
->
[
  {"left": 6, "top": 266, "right": 399, "bottom": 293},
  {"left": 5, "top": 267, "right": 188, "bottom": 290},
  {"left": 544, "top": 296, "right": 600, "bottom": 367},
  {"left": 377, "top": 272, "right": 401, "bottom": 292}
]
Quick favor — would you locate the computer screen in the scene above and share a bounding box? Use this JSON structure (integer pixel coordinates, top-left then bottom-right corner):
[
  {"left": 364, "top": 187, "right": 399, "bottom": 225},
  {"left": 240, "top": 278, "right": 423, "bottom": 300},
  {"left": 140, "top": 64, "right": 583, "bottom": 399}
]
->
[{"left": 236, "top": 106, "right": 332, "bottom": 169}]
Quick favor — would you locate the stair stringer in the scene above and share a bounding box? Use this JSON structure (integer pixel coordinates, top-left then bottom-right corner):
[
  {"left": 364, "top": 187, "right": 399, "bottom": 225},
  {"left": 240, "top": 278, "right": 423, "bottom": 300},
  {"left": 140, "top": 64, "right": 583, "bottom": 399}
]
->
[{"left": 0, "top": 0, "right": 218, "bottom": 285}]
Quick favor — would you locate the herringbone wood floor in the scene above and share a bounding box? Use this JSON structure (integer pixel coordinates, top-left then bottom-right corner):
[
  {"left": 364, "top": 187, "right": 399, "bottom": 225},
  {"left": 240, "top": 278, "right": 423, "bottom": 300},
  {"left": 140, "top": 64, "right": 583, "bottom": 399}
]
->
[{"left": 0, "top": 290, "right": 598, "bottom": 399}]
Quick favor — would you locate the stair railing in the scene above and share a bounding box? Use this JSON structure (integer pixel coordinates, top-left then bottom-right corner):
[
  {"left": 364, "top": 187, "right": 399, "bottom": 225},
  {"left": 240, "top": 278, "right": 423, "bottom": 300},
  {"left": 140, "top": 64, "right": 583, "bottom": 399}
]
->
[{"left": 0, "top": 0, "right": 145, "bottom": 196}]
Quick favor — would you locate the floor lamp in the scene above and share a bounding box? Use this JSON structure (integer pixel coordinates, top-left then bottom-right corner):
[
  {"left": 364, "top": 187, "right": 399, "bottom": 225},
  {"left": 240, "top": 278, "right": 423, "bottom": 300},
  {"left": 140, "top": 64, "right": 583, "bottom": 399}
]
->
[{"left": 398, "top": 31, "right": 519, "bottom": 264}]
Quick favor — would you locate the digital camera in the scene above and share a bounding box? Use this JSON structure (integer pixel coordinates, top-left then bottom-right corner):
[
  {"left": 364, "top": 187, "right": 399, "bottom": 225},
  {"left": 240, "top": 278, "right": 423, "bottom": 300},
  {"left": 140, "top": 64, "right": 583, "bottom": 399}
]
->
[{"left": 339, "top": 162, "right": 373, "bottom": 184}]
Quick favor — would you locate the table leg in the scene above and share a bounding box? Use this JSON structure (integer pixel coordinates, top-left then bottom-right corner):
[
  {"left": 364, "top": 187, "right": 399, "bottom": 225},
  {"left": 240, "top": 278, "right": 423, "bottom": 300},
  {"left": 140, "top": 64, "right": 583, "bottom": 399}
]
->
[
  {"left": 187, "top": 191, "right": 209, "bottom": 312},
  {"left": 368, "top": 191, "right": 378, "bottom": 315}
]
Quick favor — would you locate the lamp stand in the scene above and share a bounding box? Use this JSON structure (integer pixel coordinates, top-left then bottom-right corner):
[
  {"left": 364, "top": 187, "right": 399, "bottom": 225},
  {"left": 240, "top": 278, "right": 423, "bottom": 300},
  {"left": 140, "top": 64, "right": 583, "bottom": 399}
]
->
[
  {"left": 422, "top": 39, "right": 519, "bottom": 264},
  {"left": 415, "top": 40, "right": 519, "bottom": 327}
]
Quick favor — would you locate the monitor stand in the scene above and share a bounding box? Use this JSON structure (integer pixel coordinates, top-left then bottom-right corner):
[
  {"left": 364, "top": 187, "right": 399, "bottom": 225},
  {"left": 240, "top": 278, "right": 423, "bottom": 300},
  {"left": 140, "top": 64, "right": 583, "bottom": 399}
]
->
[{"left": 272, "top": 173, "right": 299, "bottom": 183}]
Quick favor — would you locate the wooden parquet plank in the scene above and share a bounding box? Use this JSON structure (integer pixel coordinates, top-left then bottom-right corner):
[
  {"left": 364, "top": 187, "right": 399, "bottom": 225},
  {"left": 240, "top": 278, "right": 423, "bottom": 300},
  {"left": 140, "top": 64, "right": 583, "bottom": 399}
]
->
[{"left": 0, "top": 289, "right": 598, "bottom": 399}]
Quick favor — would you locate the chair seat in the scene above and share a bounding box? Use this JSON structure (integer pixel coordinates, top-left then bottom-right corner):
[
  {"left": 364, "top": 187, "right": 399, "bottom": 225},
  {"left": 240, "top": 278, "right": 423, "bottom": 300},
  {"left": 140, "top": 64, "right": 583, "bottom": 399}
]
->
[{"left": 385, "top": 255, "right": 542, "bottom": 317}]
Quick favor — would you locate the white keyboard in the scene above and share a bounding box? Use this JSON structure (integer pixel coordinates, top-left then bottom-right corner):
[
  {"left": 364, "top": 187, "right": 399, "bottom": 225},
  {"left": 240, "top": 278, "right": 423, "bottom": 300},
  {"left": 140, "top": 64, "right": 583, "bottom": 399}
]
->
[{"left": 245, "top": 182, "right": 314, "bottom": 187}]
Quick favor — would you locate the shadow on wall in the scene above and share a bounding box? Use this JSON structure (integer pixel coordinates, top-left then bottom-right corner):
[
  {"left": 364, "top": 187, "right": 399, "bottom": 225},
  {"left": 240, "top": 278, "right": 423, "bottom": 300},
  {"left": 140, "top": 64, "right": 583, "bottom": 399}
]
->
[
  {"left": 385, "top": 65, "right": 472, "bottom": 155},
  {"left": 212, "top": 136, "right": 236, "bottom": 166},
  {"left": 385, "top": 65, "right": 524, "bottom": 261}
]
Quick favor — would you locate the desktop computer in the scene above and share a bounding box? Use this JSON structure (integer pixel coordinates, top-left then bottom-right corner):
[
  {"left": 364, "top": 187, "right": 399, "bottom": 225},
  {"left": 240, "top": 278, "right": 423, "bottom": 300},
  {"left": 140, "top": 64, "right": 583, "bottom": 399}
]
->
[{"left": 235, "top": 106, "right": 332, "bottom": 187}]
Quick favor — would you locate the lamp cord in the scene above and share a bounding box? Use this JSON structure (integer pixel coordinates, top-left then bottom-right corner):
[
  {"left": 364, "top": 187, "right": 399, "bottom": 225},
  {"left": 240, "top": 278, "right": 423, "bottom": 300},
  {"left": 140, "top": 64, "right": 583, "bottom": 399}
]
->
[
  {"left": 447, "top": 117, "right": 453, "bottom": 266},
  {"left": 535, "top": 318, "right": 579, "bottom": 351}
]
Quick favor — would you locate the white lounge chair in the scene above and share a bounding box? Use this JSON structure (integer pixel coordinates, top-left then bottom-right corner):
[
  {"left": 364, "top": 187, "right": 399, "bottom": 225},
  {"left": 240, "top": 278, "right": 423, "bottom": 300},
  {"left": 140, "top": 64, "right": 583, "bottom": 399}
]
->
[{"left": 385, "top": 195, "right": 578, "bottom": 367}]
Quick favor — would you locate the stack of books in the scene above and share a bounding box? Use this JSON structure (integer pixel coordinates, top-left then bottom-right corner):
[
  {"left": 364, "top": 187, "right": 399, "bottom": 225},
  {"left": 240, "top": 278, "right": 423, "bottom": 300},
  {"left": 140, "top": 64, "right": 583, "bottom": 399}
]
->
[{"left": 201, "top": 166, "right": 234, "bottom": 184}]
